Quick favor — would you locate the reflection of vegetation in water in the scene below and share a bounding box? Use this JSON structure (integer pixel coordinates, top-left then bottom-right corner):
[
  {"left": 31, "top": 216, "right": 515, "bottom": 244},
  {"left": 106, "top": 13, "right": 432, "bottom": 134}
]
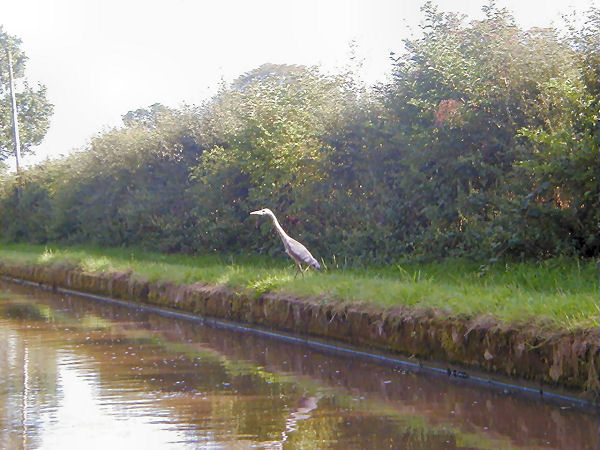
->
[
  {"left": 0, "top": 287, "right": 591, "bottom": 448},
  {"left": 136, "top": 318, "right": 522, "bottom": 448},
  {"left": 0, "top": 301, "right": 53, "bottom": 321},
  {"left": 6, "top": 295, "right": 509, "bottom": 448},
  {"left": 0, "top": 300, "right": 111, "bottom": 332},
  {"left": 78, "top": 313, "right": 111, "bottom": 331},
  {"left": 0, "top": 321, "right": 61, "bottom": 447}
]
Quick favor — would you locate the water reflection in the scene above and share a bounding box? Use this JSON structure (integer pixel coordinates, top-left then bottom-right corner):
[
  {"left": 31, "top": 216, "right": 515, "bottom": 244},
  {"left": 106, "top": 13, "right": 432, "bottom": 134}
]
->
[{"left": 0, "top": 281, "right": 597, "bottom": 449}]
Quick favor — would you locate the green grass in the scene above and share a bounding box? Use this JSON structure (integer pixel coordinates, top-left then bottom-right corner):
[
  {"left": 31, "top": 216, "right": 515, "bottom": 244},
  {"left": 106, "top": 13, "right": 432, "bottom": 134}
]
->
[{"left": 0, "top": 242, "right": 597, "bottom": 329}]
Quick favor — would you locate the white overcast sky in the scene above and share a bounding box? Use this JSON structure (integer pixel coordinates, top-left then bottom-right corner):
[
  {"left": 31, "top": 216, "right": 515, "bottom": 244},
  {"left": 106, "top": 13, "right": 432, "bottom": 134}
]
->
[{"left": 1, "top": 0, "right": 597, "bottom": 167}]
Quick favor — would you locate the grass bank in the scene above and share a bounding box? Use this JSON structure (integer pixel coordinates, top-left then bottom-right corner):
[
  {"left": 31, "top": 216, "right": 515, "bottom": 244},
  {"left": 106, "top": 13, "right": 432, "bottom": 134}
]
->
[
  {"left": 0, "top": 242, "right": 596, "bottom": 330},
  {"left": 2, "top": 241, "right": 599, "bottom": 394}
]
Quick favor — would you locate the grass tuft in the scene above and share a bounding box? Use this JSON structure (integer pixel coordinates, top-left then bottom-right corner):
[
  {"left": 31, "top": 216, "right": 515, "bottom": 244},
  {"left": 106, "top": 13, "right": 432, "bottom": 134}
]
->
[{"left": 0, "top": 242, "right": 596, "bottom": 329}]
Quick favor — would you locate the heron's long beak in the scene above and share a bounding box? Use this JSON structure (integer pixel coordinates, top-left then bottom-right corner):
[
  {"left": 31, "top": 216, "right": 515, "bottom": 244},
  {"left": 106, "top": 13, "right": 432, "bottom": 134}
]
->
[{"left": 250, "top": 210, "right": 261, "bottom": 215}]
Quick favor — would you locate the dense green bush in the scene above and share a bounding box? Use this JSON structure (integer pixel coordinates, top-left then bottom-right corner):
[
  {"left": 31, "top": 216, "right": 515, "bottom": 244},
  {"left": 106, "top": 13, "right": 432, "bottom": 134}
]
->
[{"left": 1, "top": 4, "right": 597, "bottom": 262}]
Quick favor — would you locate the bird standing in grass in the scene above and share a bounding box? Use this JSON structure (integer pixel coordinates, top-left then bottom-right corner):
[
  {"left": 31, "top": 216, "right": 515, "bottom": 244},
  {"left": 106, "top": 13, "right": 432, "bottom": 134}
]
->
[{"left": 250, "top": 208, "right": 321, "bottom": 276}]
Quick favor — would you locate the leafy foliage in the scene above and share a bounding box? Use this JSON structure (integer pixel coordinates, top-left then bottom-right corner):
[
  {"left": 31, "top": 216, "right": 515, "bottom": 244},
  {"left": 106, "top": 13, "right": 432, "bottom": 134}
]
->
[
  {"left": 0, "top": 4, "right": 597, "bottom": 262},
  {"left": 377, "top": 3, "right": 599, "bottom": 259},
  {"left": 0, "top": 27, "right": 53, "bottom": 160},
  {"left": 189, "top": 64, "right": 346, "bottom": 255}
]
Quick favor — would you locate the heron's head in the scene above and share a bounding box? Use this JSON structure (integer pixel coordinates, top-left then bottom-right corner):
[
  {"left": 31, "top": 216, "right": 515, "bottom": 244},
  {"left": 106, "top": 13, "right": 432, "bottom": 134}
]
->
[{"left": 250, "top": 208, "right": 272, "bottom": 216}]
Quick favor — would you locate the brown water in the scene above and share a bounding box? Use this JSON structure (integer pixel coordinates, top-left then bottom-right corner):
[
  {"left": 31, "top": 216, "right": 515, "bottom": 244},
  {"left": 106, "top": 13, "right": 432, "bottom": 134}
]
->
[{"left": 0, "top": 281, "right": 597, "bottom": 449}]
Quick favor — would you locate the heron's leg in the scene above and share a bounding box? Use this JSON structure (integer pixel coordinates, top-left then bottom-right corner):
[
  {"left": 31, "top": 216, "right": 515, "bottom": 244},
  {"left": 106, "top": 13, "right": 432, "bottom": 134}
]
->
[{"left": 294, "top": 262, "right": 303, "bottom": 279}]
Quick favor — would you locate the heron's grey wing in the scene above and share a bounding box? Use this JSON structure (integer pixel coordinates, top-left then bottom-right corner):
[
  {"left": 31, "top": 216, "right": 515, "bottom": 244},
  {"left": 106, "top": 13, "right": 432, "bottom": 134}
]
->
[{"left": 287, "top": 238, "right": 320, "bottom": 268}]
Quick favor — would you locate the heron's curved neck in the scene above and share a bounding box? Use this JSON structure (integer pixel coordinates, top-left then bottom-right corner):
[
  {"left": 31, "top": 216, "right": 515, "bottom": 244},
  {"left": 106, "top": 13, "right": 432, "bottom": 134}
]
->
[{"left": 267, "top": 211, "right": 290, "bottom": 242}]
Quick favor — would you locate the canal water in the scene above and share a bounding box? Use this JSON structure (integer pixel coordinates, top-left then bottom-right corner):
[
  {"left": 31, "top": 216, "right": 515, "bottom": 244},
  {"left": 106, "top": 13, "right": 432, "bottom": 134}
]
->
[{"left": 0, "top": 281, "right": 597, "bottom": 449}]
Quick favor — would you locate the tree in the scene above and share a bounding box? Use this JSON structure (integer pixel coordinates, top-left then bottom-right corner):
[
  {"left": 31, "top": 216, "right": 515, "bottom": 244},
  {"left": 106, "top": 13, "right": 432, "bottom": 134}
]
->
[
  {"left": 0, "top": 27, "right": 53, "bottom": 161},
  {"left": 122, "top": 103, "right": 173, "bottom": 128},
  {"left": 513, "top": 7, "right": 600, "bottom": 257},
  {"left": 190, "top": 64, "right": 347, "bottom": 253},
  {"left": 380, "top": 2, "right": 597, "bottom": 258}
]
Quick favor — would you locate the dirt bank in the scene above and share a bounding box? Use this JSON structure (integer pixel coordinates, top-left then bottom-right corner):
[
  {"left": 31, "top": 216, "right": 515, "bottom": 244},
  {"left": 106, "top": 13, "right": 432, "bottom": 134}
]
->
[{"left": 1, "top": 261, "right": 598, "bottom": 400}]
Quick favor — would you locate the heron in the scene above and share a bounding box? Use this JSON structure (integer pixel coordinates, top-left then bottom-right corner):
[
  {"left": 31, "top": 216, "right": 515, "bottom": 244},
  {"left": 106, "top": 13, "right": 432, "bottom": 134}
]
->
[{"left": 250, "top": 208, "right": 321, "bottom": 276}]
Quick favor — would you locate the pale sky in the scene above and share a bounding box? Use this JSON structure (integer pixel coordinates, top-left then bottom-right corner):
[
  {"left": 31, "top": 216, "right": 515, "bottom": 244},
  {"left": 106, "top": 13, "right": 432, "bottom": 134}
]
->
[{"left": 1, "top": 0, "right": 597, "bottom": 167}]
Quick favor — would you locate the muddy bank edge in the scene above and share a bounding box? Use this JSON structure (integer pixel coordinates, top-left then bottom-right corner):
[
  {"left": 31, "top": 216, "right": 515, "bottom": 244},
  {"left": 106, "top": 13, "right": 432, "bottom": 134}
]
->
[{"left": 1, "top": 262, "right": 598, "bottom": 400}]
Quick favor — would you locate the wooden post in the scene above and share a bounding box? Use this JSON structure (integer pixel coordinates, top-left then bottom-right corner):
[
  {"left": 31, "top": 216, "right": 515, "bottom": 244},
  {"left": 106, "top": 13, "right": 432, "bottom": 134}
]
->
[{"left": 7, "top": 49, "right": 21, "bottom": 173}]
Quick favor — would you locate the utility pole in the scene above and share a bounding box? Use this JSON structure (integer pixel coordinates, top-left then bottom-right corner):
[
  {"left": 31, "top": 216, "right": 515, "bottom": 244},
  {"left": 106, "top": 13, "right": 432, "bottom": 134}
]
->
[{"left": 7, "top": 49, "right": 22, "bottom": 173}]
